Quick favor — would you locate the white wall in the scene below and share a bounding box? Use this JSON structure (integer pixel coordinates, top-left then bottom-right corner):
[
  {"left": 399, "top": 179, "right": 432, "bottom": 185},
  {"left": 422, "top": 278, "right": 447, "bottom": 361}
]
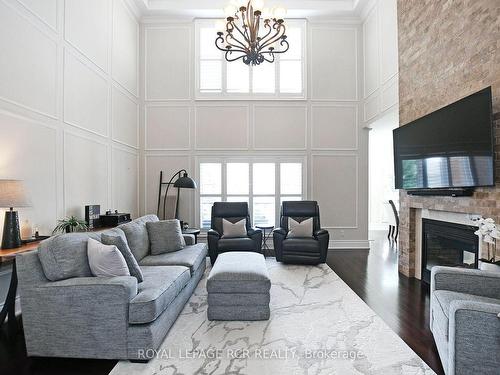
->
[
  {"left": 0, "top": 0, "right": 140, "bottom": 242},
  {"left": 0, "top": 0, "right": 140, "bottom": 310},
  {"left": 362, "top": 0, "right": 399, "bottom": 125},
  {"left": 140, "top": 19, "right": 369, "bottom": 249}
]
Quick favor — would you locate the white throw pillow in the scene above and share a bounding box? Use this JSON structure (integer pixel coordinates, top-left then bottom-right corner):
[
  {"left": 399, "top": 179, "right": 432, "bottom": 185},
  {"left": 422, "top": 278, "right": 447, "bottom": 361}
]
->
[
  {"left": 87, "top": 238, "right": 130, "bottom": 277},
  {"left": 287, "top": 217, "right": 313, "bottom": 238},
  {"left": 222, "top": 218, "right": 247, "bottom": 238}
]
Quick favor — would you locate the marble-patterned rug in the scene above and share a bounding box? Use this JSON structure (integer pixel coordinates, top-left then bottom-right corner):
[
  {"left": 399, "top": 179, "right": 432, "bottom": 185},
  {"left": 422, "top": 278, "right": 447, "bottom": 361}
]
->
[{"left": 110, "top": 259, "right": 435, "bottom": 375}]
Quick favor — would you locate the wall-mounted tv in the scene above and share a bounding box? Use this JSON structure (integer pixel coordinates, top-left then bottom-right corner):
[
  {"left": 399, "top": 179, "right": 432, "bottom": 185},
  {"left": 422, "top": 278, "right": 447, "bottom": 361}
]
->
[{"left": 393, "top": 87, "right": 494, "bottom": 193}]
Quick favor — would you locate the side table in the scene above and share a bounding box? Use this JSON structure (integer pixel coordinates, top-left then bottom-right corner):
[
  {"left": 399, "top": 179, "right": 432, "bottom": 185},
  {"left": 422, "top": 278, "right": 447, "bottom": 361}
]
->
[
  {"left": 182, "top": 228, "right": 201, "bottom": 244},
  {"left": 256, "top": 225, "right": 274, "bottom": 257}
]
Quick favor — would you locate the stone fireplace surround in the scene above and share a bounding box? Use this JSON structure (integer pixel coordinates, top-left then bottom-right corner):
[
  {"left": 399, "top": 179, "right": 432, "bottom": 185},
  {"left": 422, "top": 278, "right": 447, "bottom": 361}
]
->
[{"left": 396, "top": 0, "right": 500, "bottom": 277}]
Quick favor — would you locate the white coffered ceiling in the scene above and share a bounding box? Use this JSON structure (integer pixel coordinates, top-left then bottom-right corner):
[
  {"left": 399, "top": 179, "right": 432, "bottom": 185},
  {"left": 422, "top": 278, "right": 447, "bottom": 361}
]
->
[{"left": 133, "top": 0, "right": 371, "bottom": 19}]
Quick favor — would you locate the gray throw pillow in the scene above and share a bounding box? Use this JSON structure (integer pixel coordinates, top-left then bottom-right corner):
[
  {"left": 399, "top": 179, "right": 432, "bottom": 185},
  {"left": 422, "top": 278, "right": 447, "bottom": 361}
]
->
[
  {"left": 101, "top": 234, "right": 144, "bottom": 282},
  {"left": 87, "top": 238, "right": 130, "bottom": 278},
  {"left": 146, "top": 219, "right": 186, "bottom": 255},
  {"left": 287, "top": 217, "right": 313, "bottom": 238}
]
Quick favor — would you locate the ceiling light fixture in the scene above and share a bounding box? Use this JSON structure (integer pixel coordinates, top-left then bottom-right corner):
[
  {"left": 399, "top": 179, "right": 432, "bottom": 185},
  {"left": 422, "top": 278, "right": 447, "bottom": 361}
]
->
[{"left": 215, "top": 1, "right": 289, "bottom": 66}]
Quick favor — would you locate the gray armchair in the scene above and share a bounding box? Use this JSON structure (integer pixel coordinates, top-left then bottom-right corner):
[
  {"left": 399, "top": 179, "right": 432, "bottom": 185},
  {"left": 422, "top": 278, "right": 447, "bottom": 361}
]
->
[{"left": 430, "top": 266, "right": 500, "bottom": 375}]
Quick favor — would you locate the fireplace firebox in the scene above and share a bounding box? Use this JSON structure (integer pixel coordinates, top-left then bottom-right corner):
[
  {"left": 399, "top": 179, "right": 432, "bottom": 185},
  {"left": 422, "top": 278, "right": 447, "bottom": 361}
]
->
[{"left": 421, "top": 219, "right": 479, "bottom": 284}]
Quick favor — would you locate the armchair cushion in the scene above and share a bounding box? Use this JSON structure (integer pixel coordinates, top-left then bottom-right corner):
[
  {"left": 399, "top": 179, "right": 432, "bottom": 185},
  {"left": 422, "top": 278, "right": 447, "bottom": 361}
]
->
[
  {"left": 222, "top": 218, "right": 247, "bottom": 238},
  {"left": 129, "top": 266, "right": 190, "bottom": 324},
  {"left": 139, "top": 244, "right": 207, "bottom": 275},
  {"left": 287, "top": 217, "right": 313, "bottom": 238},
  {"left": 431, "top": 266, "right": 500, "bottom": 299},
  {"left": 282, "top": 238, "right": 320, "bottom": 255},
  {"left": 218, "top": 237, "right": 256, "bottom": 251},
  {"left": 432, "top": 290, "right": 500, "bottom": 339}
]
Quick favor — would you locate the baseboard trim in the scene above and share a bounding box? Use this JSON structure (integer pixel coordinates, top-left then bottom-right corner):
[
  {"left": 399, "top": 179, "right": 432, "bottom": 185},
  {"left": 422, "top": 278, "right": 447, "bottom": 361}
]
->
[{"left": 329, "top": 240, "right": 370, "bottom": 250}]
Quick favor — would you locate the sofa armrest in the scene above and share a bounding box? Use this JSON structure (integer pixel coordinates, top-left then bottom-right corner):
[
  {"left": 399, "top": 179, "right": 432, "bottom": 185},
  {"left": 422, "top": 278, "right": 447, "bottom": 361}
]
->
[
  {"left": 431, "top": 266, "right": 500, "bottom": 299},
  {"left": 273, "top": 227, "right": 287, "bottom": 261},
  {"left": 449, "top": 300, "right": 500, "bottom": 374},
  {"left": 20, "top": 276, "right": 137, "bottom": 358},
  {"left": 183, "top": 234, "right": 195, "bottom": 246}
]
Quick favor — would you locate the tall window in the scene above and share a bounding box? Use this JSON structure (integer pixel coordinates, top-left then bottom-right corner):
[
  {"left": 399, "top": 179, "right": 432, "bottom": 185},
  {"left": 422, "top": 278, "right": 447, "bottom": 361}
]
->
[
  {"left": 196, "top": 19, "right": 306, "bottom": 99},
  {"left": 198, "top": 160, "right": 304, "bottom": 229}
]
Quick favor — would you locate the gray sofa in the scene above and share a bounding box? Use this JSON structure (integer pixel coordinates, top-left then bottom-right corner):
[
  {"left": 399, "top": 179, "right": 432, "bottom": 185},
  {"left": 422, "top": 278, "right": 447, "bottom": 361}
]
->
[
  {"left": 430, "top": 266, "right": 500, "bottom": 375},
  {"left": 16, "top": 215, "right": 207, "bottom": 361}
]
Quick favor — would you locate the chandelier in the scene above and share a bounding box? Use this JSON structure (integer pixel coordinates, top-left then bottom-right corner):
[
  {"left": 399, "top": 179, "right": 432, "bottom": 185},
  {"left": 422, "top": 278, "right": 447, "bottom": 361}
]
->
[{"left": 215, "top": 1, "right": 289, "bottom": 66}]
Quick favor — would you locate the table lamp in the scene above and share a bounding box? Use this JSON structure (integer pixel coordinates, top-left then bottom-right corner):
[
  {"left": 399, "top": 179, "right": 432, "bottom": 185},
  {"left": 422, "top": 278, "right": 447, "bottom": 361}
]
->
[{"left": 0, "top": 180, "right": 31, "bottom": 249}]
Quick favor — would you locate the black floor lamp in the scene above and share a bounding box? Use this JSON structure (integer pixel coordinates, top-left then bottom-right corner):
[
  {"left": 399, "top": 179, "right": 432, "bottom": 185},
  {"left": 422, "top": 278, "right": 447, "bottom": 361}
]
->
[
  {"left": 0, "top": 180, "right": 31, "bottom": 249},
  {"left": 156, "top": 170, "right": 197, "bottom": 220}
]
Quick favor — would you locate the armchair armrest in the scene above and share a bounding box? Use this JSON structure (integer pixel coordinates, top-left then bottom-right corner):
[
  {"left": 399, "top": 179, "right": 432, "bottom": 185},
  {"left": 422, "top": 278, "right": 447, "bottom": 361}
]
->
[
  {"left": 247, "top": 227, "right": 262, "bottom": 237},
  {"left": 273, "top": 227, "right": 287, "bottom": 261},
  {"left": 314, "top": 229, "right": 329, "bottom": 239},
  {"left": 449, "top": 300, "right": 500, "bottom": 374},
  {"left": 314, "top": 228, "right": 330, "bottom": 263},
  {"left": 248, "top": 227, "right": 263, "bottom": 254},
  {"left": 431, "top": 266, "right": 500, "bottom": 299},
  {"left": 207, "top": 229, "right": 221, "bottom": 264}
]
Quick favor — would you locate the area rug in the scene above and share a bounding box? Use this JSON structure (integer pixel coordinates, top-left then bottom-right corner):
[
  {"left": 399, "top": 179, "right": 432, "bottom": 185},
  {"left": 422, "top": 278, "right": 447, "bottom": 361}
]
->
[{"left": 110, "top": 259, "right": 435, "bottom": 375}]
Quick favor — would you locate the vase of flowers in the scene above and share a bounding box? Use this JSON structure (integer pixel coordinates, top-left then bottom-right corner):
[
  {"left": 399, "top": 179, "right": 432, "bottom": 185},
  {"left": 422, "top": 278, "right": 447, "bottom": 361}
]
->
[{"left": 473, "top": 217, "right": 500, "bottom": 272}]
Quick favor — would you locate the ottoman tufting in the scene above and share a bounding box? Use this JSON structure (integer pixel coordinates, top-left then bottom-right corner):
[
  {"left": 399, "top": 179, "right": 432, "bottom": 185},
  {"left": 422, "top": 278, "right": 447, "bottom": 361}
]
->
[{"left": 207, "top": 251, "right": 271, "bottom": 320}]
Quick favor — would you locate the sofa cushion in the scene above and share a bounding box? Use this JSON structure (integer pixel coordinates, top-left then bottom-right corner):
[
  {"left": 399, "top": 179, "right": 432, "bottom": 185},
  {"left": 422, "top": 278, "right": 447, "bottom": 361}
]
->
[
  {"left": 432, "top": 290, "right": 500, "bottom": 338},
  {"left": 207, "top": 251, "right": 270, "bottom": 294},
  {"left": 146, "top": 220, "right": 185, "bottom": 255},
  {"left": 282, "top": 238, "right": 319, "bottom": 254},
  {"left": 217, "top": 237, "right": 255, "bottom": 251},
  {"left": 119, "top": 215, "right": 159, "bottom": 261},
  {"left": 129, "top": 266, "right": 190, "bottom": 324},
  {"left": 37, "top": 232, "right": 101, "bottom": 281},
  {"left": 139, "top": 244, "right": 207, "bottom": 275},
  {"left": 101, "top": 233, "right": 144, "bottom": 282}
]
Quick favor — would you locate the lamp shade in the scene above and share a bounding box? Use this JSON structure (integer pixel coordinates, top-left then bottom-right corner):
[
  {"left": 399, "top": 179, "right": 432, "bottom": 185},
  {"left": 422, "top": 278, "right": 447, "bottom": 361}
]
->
[
  {"left": 173, "top": 173, "right": 197, "bottom": 189},
  {"left": 0, "top": 179, "right": 31, "bottom": 208}
]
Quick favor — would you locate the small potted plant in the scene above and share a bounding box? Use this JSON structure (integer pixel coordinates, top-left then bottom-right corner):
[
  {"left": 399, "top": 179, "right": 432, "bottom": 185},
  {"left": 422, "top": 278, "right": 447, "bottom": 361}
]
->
[
  {"left": 473, "top": 217, "right": 500, "bottom": 272},
  {"left": 52, "top": 216, "right": 89, "bottom": 235}
]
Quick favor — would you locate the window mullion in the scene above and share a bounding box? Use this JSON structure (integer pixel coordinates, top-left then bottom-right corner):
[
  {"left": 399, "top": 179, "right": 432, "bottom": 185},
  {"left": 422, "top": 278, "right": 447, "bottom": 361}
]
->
[
  {"left": 222, "top": 162, "right": 227, "bottom": 201},
  {"left": 275, "top": 162, "right": 281, "bottom": 227}
]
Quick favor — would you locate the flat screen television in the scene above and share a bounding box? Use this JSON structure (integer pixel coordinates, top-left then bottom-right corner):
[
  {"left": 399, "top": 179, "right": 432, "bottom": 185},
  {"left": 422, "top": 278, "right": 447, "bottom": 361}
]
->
[{"left": 393, "top": 87, "right": 494, "bottom": 193}]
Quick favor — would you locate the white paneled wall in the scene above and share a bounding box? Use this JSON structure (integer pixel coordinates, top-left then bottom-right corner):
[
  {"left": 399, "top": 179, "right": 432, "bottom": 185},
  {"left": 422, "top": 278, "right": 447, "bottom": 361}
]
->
[
  {"left": 362, "top": 0, "right": 399, "bottom": 124},
  {"left": 140, "top": 20, "right": 369, "bottom": 248},
  {"left": 0, "top": 0, "right": 140, "bottom": 241}
]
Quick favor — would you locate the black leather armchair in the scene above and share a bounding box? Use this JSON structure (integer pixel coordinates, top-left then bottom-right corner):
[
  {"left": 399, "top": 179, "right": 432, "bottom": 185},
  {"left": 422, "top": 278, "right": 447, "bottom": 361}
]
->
[
  {"left": 273, "top": 201, "right": 329, "bottom": 264},
  {"left": 207, "top": 202, "right": 263, "bottom": 264}
]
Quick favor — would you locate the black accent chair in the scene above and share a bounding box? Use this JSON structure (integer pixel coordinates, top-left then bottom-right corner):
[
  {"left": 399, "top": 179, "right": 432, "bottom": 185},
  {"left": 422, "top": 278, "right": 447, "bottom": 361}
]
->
[
  {"left": 207, "top": 202, "right": 263, "bottom": 265},
  {"left": 273, "top": 201, "right": 329, "bottom": 264}
]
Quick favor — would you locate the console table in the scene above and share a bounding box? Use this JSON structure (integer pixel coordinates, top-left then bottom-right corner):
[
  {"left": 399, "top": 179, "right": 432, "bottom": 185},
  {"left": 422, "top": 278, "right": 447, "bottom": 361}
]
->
[{"left": 0, "top": 241, "right": 40, "bottom": 337}]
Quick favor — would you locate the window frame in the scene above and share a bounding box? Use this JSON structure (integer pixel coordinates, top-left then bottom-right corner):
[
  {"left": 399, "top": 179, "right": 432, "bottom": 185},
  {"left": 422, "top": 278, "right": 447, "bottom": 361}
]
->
[
  {"left": 196, "top": 156, "right": 307, "bottom": 230},
  {"left": 194, "top": 19, "right": 307, "bottom": 101}
]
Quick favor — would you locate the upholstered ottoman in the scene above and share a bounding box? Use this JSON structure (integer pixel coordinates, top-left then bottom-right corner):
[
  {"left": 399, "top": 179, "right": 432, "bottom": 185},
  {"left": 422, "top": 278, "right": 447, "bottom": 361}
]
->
[{"left": 207, "top": 252, "right": 271, "bottom": 321}]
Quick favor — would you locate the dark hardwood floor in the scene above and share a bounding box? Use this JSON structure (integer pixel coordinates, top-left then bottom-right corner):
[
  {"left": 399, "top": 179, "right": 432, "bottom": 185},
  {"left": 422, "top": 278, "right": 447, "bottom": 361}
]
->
[
  {"left": 0, "top": 231, "right": 443, "bottom": 375},
  {"left": 327, "top": 231, "right": 444, "bottom": 375}
]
